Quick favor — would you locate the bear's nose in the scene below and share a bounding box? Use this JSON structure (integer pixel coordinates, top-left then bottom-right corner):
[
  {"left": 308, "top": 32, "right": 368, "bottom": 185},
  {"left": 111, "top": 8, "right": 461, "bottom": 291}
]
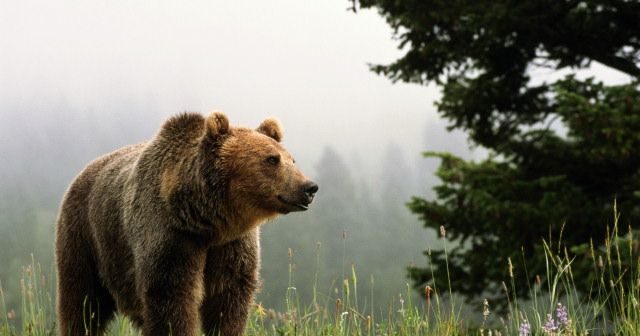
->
[{"left": 304, "top": 181, "right": 319, "bottom": 199}]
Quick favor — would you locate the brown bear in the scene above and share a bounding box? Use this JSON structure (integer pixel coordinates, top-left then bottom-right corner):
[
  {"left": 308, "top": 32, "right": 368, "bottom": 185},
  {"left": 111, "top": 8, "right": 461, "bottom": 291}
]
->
[{"left": 54, "top": 111, "right": 318, "bottom": 336}]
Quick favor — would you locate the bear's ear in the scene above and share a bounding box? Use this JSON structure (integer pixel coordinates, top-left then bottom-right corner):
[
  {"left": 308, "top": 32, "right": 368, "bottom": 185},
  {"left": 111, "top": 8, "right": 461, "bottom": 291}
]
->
[
  {"left": 256, "top": 118, "right": 283, "bottom": 142},
  {"left": 206, "top": 111, "right": 230, "bottom": 138}
]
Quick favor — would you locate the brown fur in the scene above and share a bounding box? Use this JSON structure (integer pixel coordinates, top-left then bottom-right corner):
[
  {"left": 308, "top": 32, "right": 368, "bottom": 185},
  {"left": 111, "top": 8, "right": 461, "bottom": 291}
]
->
[{"left": 55, "top": 112, "right": 317, "bottom": 336}]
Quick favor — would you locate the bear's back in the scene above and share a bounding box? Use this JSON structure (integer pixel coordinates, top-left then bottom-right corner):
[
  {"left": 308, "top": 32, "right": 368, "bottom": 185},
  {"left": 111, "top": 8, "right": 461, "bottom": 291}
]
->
[
  {"left": 58, "top": 143, "right": 147, "bottom": 289},
  {"left": 59, "top": 142, "right": 147, "bottom": 237}
]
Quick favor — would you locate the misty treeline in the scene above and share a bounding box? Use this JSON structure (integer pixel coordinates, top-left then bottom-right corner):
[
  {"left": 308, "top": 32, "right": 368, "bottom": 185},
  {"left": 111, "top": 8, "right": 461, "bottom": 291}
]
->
[
  {"left": 0, "top": 101, "right": 447, "bottom": 316},
  {"left": 259, "top": 145, "right": 435, "bottom": 311}
]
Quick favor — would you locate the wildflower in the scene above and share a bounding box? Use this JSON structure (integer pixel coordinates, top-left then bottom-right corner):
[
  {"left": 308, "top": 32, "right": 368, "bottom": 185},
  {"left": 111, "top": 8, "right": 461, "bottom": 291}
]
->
[
  {"left": 255, "top": 302, "right": 266, "bottom": 318},
  {"left": 7, "top": 309, "right": 16, "bottom": 320},
  {"left": 542, "top": 313, "right": 558, "bottom": 333},
  {"left": 518, "top": 320, "right": 531, "bottom": 336},
  {"left": 555, "top": 303, "right": 569, "bottom": 327},
  {"left": 440, "top": 225, "right": 446, "bottom": 238}
]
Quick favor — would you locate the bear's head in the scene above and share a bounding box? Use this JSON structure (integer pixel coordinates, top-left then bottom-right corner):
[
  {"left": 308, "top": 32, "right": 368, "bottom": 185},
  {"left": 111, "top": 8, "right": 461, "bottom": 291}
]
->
[{"left": 202, "top": 112, "right": 318, "bottom": 216}]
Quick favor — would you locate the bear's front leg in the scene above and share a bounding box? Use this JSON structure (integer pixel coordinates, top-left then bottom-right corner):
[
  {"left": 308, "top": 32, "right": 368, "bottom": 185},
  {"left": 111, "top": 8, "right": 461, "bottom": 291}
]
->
[
  {"left": 200, "top": 229, "right": 260, "bottom": 336},
  {"left": 136, "top": 237, "right": 207, "bottom": 336}
]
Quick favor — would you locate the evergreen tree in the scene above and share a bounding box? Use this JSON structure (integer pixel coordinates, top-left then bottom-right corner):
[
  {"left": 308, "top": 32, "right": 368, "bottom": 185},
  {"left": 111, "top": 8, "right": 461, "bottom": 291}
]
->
[{"left": 354, "top": 0, "right": 640, "bottom": 303}]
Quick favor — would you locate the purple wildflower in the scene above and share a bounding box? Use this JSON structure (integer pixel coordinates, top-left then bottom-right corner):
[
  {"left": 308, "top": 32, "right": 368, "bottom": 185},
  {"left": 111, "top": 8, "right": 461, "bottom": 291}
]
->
[
  {"left": 542, "top": 313, "right": 558, "bottom": 333},
  {"left": 518, "top": 320, "right": 531, "bottom": 336},
  {"left": 555, "top": 302, "right": 569, "bottom": 327}
]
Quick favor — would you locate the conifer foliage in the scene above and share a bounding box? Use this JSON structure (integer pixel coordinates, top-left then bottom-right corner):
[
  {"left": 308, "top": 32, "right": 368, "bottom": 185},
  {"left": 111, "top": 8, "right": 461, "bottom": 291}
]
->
[{"left": 354, "top": 0, "right": 640, "bottom": 302}]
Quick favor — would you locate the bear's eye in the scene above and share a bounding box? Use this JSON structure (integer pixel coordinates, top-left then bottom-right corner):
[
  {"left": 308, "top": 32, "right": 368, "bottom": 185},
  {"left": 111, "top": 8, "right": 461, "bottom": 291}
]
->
[{"left": 266, "top": 155, "right": 280, "bottom": 166}]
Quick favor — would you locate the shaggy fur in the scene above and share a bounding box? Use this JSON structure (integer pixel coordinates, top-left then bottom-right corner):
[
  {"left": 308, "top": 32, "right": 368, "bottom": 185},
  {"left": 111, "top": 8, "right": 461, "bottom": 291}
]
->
[{"left": 55, "top": 112, "right": 317, "bottom": 336}]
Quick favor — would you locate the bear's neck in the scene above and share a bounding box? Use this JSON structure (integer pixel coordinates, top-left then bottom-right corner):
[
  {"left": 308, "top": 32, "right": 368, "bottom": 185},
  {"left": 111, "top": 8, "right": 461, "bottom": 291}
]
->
[{"left": 213, "top": 198, "right": 278, "bottom": 245}]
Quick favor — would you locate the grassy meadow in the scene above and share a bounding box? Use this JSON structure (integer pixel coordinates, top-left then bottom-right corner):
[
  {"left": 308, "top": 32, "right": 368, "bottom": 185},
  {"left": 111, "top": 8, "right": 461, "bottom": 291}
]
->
[{"left": 1, "top": 214, "right": 638, "bottom": 336}]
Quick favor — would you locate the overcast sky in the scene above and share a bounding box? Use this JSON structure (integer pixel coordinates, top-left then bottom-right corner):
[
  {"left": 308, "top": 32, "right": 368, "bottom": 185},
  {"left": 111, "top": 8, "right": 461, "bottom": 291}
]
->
[{"left": 0, "top": 0, "right": 453, "bottom": 181}]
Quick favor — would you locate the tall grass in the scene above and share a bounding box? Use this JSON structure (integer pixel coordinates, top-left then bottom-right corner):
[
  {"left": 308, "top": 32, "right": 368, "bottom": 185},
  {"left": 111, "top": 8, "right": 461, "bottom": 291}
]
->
[
  {"left": 0, "top": 255, "right": 56, "bottom": 336},
  {"left": 0, "top": 211, "right": 637, "bottom": 335},
  {"left": 500, "top": 204, "right": 639, "bottom": 336}
]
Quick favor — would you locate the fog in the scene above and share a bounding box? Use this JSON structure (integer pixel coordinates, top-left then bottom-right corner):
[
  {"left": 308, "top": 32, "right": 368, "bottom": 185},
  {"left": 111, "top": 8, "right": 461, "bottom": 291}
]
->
[
  {"left": 0, "top": 0, "right": 482, "bottom": 315},
  {"left": 0, "top": 0, "right": 466, "bottom": 171}
]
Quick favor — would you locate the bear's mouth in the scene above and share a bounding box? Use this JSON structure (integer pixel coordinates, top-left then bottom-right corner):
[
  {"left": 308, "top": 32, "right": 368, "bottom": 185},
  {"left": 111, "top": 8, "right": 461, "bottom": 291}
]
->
[{"left": 277, "top": 196, "right": 309, "bottom": 211}]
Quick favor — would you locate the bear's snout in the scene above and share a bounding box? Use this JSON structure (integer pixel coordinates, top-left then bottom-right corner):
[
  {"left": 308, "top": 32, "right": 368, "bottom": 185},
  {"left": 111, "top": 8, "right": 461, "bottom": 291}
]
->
[
  {"left": 302, "top": 181, "right": 319, "bottom": 204},
  {"left": 276, "top": 180, "right": 318, "bottom": 212}
]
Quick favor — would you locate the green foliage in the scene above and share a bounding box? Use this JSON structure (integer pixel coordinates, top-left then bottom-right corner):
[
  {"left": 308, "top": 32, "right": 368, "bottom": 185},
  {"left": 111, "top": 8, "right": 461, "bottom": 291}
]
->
[
  {"left": 409, "top": 78, "right": 640, "bottom": 304},
  {"left": 354, "top": 0, "right": 640, "bottom": 148},
  {"left": 355, "top": 0, "right": 640, "bottom": 305}
]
